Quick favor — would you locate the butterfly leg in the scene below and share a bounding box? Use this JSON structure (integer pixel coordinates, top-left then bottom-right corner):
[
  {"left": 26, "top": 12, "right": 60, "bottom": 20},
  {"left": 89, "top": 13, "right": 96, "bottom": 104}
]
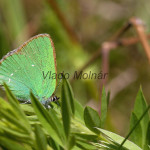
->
[
  {"left": 54, "top": 100, "right": 60, "bottom": 107},
  {"left": 44, "top": 100, "right": 53, "bottom": 109},
  {"left": 21, "top": 100, "right": 31, "bottom": 104}
]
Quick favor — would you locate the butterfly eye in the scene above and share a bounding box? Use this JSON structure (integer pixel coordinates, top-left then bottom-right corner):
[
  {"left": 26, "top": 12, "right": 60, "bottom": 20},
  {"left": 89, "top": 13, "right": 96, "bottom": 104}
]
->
[{"left": 53, "top": 97, "right": 56, "bottom": 101}]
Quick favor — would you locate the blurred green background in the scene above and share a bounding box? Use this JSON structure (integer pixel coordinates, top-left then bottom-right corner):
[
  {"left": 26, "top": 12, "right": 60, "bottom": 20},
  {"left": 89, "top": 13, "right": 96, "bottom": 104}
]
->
[{"left": 0, "top": 0, "right": 150, "bottom": 137}]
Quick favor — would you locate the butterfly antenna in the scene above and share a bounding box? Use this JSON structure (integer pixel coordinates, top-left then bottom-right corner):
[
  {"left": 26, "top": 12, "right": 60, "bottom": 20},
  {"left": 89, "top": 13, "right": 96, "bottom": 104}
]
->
[{"left": 54, "top": 73, "right": 63, "bottom": 95}]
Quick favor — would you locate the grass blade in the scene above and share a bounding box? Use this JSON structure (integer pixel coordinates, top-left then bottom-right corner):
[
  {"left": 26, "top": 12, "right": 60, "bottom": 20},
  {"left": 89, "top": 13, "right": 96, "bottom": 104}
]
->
[
  {"left": 118, "top": 105, "right": 150, "bottom": 150},
  {"left": 0, "top": 137, "right": 27, "bottom": 150},
  {"left": 3, "top": 83, "right": 31, "bottom": 132},
  {"left": 34, "top": 124, "right": 47, "bottom": 150},
  {"left": 133, "top": 88, "right": 150, "bottom": 148},
  {"left": 61, "top": 78, "right": 73, "bottom": 139},
  {"left": 129, "top": 112, "right": 142, "bottom": 147},
  {"left": 30, "top": 92, "right": 64, "bottom": 147}
]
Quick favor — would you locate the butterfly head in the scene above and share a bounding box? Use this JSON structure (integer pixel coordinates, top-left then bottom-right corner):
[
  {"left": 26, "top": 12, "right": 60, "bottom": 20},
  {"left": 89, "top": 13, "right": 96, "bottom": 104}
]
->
[{"left": 42, "top": 95, "right": 60, "bottom": 109}]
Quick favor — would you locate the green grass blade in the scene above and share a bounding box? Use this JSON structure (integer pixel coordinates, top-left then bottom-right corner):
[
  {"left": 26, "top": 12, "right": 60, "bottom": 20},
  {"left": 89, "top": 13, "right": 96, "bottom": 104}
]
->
[
  {"left": 74, "top": 99, "right": 84, "bottom": 122},
  {"left": 118, "top": 105, "right": 150, "bottom": 150},
  {"left": 129, "top": 112, "right": 142, "bottom": 147},
  {"left": 61, "top": 78, "right": 72, "bottom": 139},
  {"left": 47, "top": 137, "right": 61, "bottom": 150},
  {"left": 65, "top": 79, "right": 75, "bottom": 115},
  {"left": 145, "top": 121, "right": 150, "bottom": 149},
  {"left": 0, "top": 110, "right": 30, "bottom": 133},
  {"left": 76, "top": 140, "right": 96, "bottom": 150},
  {"left": 34, "top": 124, "right": 47, "bottom": 150},
  {"left": 61, "top": 77, "right": 75, "bottom": 115},
  {"left": 68, "top": 136, "right": 76, "bottom": 150},
  {"left": 0, "top": 137, "right": 28, "bottom": 150},
  {"left": 3, "top": 83, "right": 31, "bottom": 132},
  {"left": 97, "top": 128, "right": 142, "bottom": 150},
  {"left": 30, "top": 92, "right": 64, "bottom": 147},
  {"left": 133, "top": 88, "right": 150, "bottom": 148}
]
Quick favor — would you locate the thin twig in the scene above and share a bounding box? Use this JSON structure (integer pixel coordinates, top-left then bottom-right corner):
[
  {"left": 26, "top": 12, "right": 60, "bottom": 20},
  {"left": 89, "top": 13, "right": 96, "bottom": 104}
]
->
[
  {"left": 110, "top": 22, "right": 132, "bottom": 41},
  {"left": 119, "top": 35, "right": 150, "bottom": 46},
  {"left": 98, "top": 42, "right": 118, "bottom": 114},
  {"left": 130, "top": 17, "right": 150, "bottom": 62},
  {"left": 46, "top": 0, "right": 79, "bottom": 43},
  {"left": 70, "top": 33, "right": 150, "bottom": 83}
]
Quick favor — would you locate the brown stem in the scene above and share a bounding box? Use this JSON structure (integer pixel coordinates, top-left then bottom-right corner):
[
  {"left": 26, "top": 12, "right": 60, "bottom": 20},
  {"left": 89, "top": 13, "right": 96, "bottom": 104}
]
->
[
  {"left": 98, "top": 42, "right": 117, "bottom": 114},
  {"left": 70, "top": 33, "right": 150, "bottom": 83},
  {"left": 130, "top": 17, "right": 150, "bottom": 63},
  {"left": 119, "top": 34, "right": 150, "bottom": 46},
  {"left": 110, "top": 22, "right": 132, "bottom": 41}
]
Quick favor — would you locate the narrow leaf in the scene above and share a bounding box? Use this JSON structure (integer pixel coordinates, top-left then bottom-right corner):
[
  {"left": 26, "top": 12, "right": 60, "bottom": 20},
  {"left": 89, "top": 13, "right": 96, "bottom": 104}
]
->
[
  {"left": 74, "top": 99, "right": 84, "bottom": 122},
  {"left": 130, "top": 113, "right": 142, "bottom": 147},
  {"left": 0, "top": 110, "right": 30, "bottom": 133},
  {"left": 61, "top": 78, "right": 72, "bottom": 139},
  {"left": 3, "top": 83, "right": 31, "bottom": 132},
  {"left": 84, "top": 106, "right": 101, "bottom": 133},
  {"left": 98, "top": 128, "right": 142, "bottom": 150},
  {"left": 47, "top": 137, "right": 61, "bottom": 150},
  {"left": 34, "top": 124, "right": 47, "bottom": 150},
  {"left": 133, "top": 88, "right": 150, "bottom": 147},
  {"left": 0, "top": 137, "right": 27, "bottom": 150},
  {"left": 129, "top": 112, "right": 142, "bottom": 147},
  {"left": 118, "top": 105, "right": 150, "bottom": 150},
  {"left": 145, "top": 122, "right": 150, "bottom": 149},
  {"left": 30, "top": 93, "right": 64, "bottom": 147},
  {"left": 76, "top": 140, "right": 96, "bottom": 150},
  {"left": 68, "top": 136, "right": 76, "bottom": 150}
]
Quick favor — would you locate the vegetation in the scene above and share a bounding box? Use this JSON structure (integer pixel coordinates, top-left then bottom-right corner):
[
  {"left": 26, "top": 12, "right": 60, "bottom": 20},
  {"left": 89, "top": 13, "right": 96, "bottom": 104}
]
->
[
  {"left": 0, "top": 0, "right": 150, "bottom": 149},
  {"left": 0, "top": 79, "right": 149, "bottom": 150}
]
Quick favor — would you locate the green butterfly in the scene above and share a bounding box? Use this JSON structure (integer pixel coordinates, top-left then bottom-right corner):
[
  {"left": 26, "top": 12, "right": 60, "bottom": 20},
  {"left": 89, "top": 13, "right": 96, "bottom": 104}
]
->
[{"left": 0, "top": 34, "right": 59, "bottom": 106}]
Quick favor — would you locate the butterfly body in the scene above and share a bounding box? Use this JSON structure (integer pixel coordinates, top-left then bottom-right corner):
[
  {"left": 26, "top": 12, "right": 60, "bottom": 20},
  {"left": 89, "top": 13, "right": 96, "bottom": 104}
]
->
[{"left": 0, "top": 34, "right": 57, "bottom": 104}]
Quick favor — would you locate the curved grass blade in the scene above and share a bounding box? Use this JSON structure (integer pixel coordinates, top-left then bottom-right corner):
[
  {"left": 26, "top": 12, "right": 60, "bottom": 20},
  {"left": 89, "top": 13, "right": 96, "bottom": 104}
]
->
[
  {"left": 47, "top": 137, "right": 60, "bottom": 150},
  {"left": 97, "top": 128, "right": 142, "bottom": 150},
  {"left": 62, "top": 77, "right": 75, "bottom": 115},
  {"left": 3, "top": 83, "right": 31, "bottom": 133},
  {"left": 61, "top": 78, "right": 74, "bottom": 139},
  {"left": 0, "top": 109, "right": 30, "bottom": 133},
  {"left": 76, "top": 140, "right": 96, "bottom": 150},
  {"left": 0, "top": 137, "right": 27, "bottom": 150},
  {"left": 30, "top": 92, "right": 64, "bottom": 147}
]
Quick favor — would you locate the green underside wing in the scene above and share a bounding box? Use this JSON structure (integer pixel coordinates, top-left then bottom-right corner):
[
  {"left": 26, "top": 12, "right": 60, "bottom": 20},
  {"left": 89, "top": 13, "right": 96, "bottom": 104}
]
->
[{"left": 0, "top": 34, "right": 57, "bottom": 102}]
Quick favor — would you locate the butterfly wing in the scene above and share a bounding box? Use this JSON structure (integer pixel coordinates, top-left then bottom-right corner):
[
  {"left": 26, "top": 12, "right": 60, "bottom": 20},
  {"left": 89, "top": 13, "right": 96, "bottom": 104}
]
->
[{"left": 0, "top": 34, "right": 57, "bottom": 101}]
